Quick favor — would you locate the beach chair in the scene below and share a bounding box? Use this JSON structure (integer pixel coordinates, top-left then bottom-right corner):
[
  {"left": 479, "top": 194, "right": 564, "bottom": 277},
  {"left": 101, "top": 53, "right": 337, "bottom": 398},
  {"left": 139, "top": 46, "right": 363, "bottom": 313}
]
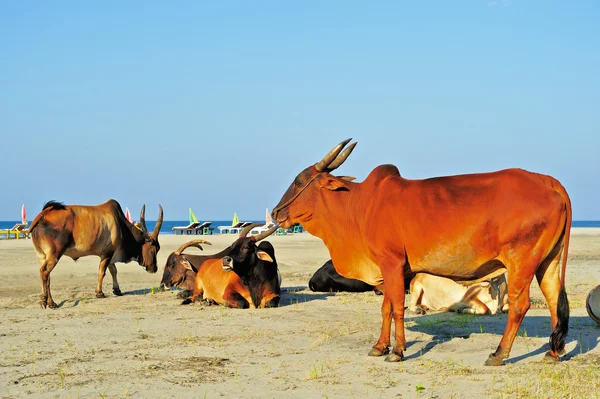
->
[
  {"left": 276, "top": 227, "right": 287, "bottom": 236},
  {"left": 172, "top": 221, "right": 202, "bottom": 235},
  {"left": 250, "top": 222, "right": 277, "bottom": 235},
  {"left": 217, "top": 221, "right": 244, "bottom": 235},
  {"left": 292, "top": 225, "right": 303, "bottom": 234},
  {"left": 200, "top": 221, "right": 214, "bottom": 235},
  {"left": 0, "top": 223, "right": 29, "bottom": 240}
]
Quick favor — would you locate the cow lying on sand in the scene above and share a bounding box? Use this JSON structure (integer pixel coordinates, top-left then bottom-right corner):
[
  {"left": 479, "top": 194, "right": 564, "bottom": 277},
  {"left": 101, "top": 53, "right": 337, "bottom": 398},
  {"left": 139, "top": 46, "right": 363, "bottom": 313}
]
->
[
  {"left": 309, "top": 260, "right": 383, "bottom": 294},
  {"left": 160, "top": 240, "right": 228, "bottom": 299},
  {"left": 182, "top": 224, "right": 280, "bottom": 308},
  {"left": 409, "top": 273, "right": 509, "bottom": 315},
  {"left": 29, "top": 200, "right": 163, "bottom": 309}
]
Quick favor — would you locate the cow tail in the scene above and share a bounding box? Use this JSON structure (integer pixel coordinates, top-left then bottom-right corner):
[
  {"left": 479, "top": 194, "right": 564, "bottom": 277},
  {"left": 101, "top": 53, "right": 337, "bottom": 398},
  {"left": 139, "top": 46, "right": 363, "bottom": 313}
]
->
[
  {"left": 28, "top": 201, "right": 66, "bottom": 233},
  {"left": 550, "top": 180, "right": 572, "bottom": 355}
]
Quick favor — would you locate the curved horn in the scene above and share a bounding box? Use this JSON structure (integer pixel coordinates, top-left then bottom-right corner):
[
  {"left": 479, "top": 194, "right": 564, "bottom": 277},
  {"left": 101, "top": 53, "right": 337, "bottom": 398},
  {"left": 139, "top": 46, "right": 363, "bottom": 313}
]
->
[
  {"left": 139, "top": 204, "right": 149, "bottom": 234},
  {"left": 239, "top": 223, "right": 264, "bottom": 238},
  {"left": 326, "top": 141, "right": 357, "bottom": 171},
  {"left": 314, "top": 138, "right": 352, "bottom": 171},
  {"left": 253, "top": 225, "right": 278, "bottom": 242},
  {"left": 174, "top": 240, "right": 212, "bottom": 255},
  {"left": 151, "top": 204, "right": 164, "bottom": 238}
]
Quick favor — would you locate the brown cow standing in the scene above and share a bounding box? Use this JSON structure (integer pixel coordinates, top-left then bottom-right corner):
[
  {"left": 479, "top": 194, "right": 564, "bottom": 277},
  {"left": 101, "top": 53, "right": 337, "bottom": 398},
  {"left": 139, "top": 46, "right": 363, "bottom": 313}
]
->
[
  {"left": 29, "top": 200, "right": 163, "bottom": 309},
  {"left": 272, "top": 139, "right": 571, "bottom": 366}
]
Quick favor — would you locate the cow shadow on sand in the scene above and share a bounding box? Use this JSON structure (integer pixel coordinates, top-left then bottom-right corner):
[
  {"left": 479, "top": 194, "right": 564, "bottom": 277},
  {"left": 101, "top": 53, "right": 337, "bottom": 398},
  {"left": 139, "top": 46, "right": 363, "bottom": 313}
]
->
[
  {"left": 110, "top": 286, "right": 335, "bottom": 307},
  {"left": 402, "top": 312, "right": 600, "bottom": 362},
  {"left": 279, "top": 286, "right": 335, "bottom": 307}
]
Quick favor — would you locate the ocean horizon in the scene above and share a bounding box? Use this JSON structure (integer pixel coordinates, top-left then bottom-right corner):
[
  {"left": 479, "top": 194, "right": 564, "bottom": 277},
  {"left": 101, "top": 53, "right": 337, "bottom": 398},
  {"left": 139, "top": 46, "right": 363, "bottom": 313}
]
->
[{"left": 1, "top": 220, "right": 599, "bottom": 234}]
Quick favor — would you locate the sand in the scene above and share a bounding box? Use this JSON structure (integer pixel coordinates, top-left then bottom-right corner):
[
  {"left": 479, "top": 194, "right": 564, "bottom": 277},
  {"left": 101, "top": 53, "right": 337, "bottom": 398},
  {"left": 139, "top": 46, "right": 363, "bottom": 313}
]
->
[{"left": 1, "top": 229, "right": 599, "bottom": 398}]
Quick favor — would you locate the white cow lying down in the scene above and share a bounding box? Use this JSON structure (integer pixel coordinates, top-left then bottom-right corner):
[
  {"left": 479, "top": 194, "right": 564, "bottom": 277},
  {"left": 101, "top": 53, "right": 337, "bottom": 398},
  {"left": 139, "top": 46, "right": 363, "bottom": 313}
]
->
[{"left": 409, "top": 272, "right": 509, "bottom": 315}]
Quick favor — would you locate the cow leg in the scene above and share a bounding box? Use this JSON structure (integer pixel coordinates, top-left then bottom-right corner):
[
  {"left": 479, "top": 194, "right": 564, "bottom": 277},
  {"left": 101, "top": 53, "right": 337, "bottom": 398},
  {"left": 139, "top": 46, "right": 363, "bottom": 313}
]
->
[
  {"left": 39, "top": 256, "right": 59, "bottom": 309},
  {"left": 384, "top": 274, "right": 407, "bottom": 362},
  {"left": 223, "top": 290, "right": 250, "bottom": 308},
  {"left": 535, "top": 241, "right": 568, "bottom": 360},
  {"left": 95, "top": 257, "right": 112, "bottom": 298},
  {"left": 485, "top": 263, "right": 537, "bottom": 366},
  {"left": 408, "top": 280, "right": 426, "bottom": 315},
  {"left": 457, "top": 298, "right": 490, "bottom": 315},
  {"left": 369, "top": 294, "right": 391, "bottom": 356},
  {"left": 108, "top": 264, "right": 122, "bottom": 296}
]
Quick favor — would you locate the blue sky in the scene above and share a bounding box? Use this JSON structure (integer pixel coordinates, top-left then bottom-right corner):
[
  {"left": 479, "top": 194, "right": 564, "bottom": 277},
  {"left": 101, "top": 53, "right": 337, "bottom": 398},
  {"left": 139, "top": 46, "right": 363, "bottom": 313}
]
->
[{"left": 1, "top": 1, "right": 598, "bottom": 221}]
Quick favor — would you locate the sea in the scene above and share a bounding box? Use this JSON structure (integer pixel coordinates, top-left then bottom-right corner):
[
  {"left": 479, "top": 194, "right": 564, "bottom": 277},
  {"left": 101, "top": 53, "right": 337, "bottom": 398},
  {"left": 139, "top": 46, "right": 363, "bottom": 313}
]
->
[
  {"left": 1, "top": 220, "right": 599, "bottom": 234},
  {"left": 0, "top": 220, "right": 266, "bottom": 234}
]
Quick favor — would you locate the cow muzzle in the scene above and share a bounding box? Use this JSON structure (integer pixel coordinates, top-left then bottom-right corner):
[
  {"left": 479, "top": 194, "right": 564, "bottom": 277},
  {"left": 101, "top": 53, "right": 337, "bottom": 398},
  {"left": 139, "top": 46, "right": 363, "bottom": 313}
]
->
[{"left": 222, "top": 256, "right": 233, "bottom": 272}]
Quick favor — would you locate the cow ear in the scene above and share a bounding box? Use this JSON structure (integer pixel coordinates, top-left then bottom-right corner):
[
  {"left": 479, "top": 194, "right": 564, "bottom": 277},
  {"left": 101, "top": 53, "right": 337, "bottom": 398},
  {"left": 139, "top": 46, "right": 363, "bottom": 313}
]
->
[
  {"left": 317, "top": 176, "right": 348, "bottom": 191},
  {"left": 182, "top": 259, "right": 194, "bottom": 271},
  {"left": 338, "top": 176, "right": 356, "bottom": 182},
  {"left": 256, "top": 250, "right": 273, "bottom": 262}
]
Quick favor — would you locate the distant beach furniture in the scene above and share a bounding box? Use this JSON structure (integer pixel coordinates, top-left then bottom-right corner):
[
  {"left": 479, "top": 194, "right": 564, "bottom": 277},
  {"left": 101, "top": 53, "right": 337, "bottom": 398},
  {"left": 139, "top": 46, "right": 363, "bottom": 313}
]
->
[
  {"left": 125, "top": 207, "right": 134, "bottom": 224},
  {"left": 172, "top": 208, "right": 213, "bottom": 235},
  {"left": 1, "top": 204, "right": 30, "bottom": 239},
  {"left": 250, "top": 208, "right": 277, "bottom": 235},
  {"left": 0, "top": 223, "right": 29, "bottom": 240},
  {"left": 217, "top": 212, "right": 251, "bottom": 234}
]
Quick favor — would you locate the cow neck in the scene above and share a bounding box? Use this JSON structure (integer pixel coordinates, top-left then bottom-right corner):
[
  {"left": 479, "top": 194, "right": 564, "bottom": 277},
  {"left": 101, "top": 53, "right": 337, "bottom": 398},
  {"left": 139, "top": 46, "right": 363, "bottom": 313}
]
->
[{"left": 303, "top": 184, "right": 362, "bottom": 253}]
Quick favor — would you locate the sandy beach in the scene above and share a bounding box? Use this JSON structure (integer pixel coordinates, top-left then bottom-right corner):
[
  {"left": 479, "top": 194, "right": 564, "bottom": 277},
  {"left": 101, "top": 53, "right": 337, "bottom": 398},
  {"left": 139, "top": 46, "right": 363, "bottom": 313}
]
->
[{"left": 1, "top": 229, "right": 599, "bottom": 398}]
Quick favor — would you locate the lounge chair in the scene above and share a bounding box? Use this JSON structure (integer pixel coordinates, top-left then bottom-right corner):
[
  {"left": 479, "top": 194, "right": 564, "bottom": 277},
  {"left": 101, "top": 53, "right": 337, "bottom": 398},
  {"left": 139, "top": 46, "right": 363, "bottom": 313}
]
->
[
  {"left": 200, "top": 221, "right": 214, "bottom": 235},
  {"left": 0, "top": 223, "right": 30, "bottom": 239},
  {"left": 172, "top": 221, "right": 202, "bottom": 235},
  {"left": 217, "top": 221, "right": 252, "bottom": 235},
  {"left": 250, "top": 222, "right": 277, "bottom": 235}
]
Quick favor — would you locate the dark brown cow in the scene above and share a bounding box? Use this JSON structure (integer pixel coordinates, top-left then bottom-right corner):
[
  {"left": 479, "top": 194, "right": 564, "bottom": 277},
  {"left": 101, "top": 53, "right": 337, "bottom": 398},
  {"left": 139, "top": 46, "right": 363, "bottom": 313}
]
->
[
  {"left": 29, "top": 200, "right": 163, "bottom": 308},
  {"left": 160, "top": 240, "right": 230, "bottom": 298},
  {"left": 272, "top": 139, "right": 571, "bottom": 365},
  {"left": 182, "top": 224, "right": 280, "bottom": 308}
]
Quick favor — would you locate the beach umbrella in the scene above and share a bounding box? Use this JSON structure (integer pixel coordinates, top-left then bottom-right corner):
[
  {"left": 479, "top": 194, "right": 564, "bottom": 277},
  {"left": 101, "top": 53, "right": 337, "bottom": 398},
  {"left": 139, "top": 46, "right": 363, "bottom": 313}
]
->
[
  {"left": 21, "top": 204, "right": 27, "bottom": 225},
  {"left": 189, "top": 208, "right": 199, "bottom": 224},
  {"left": 125, "top": 207, "right": 134, "bottom": 224},
  {"left": 265, "top": 208, "right": 273, "bottom": 225},
  {"left": 232, "top": 212, "right": 240, "bottom": 226}
]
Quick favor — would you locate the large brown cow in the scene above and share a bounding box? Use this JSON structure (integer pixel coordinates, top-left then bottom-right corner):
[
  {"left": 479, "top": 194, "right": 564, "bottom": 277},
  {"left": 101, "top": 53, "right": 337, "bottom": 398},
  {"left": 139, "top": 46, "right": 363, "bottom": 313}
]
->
[
  {"left": 29, "top": 200, "right": 163, "bottom": 309},
  {"left": 272, "top": 139, "right": 571, "bottom": 366}
]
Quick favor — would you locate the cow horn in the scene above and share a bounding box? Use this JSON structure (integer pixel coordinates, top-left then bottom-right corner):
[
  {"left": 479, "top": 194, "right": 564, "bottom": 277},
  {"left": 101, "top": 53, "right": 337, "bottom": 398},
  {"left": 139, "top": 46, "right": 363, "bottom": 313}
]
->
[
  {"left": 253, "top": 225, "right": 278, "bottom": 242},
  {"left": 174, "top": 240, "right": 212, "bottom": 255},
  {"left": 326, "top": 141, "right": 357, "bottom": 171},
  {"left": 239, "top": 223, "right": 264, "bottom": 238},
  {"left": 314, "top": 138, "right": 352, "bottom": 171},
  {"left": 139, "top": 204, "right": 149, "bottom": 234},
  {"left": 152, "top": 204, "right": 164, "bottom": 238}
]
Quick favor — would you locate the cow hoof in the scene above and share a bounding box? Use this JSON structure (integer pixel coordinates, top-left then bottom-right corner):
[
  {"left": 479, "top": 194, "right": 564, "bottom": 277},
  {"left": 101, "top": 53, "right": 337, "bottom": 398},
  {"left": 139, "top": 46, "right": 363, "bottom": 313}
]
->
[
  {"left": 96, "top": 292, "right": 106, "bottom": 299},
  {"left": 384, "top": 352, "right": 404, "bottom": 362},
  {"left": 39, "top": 301, "right": 47, "bottom": 309},
  {"left": 113, "top": 289, "right": 123, "bottom": 296},
  {"left": 368, "top": 347, "right": 390, "bottom": 357},
  {"left": 542, "top": 352, "right": 560, "bottom": 363},
  {"left": 484, "top": 354, "right": 505, "bottom": 366},
  {"left": 47, "top": 301, "right": 58, "bottom": 309},
  {"left": 177, "top": 290, "right": 192, "bottom": 300}
]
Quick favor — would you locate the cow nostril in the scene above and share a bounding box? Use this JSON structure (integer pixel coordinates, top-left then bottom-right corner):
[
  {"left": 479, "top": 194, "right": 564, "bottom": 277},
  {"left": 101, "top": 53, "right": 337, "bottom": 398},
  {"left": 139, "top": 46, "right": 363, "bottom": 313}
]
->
[{"left": 224, "top": 256, "right": 232, "bottom": 263}]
